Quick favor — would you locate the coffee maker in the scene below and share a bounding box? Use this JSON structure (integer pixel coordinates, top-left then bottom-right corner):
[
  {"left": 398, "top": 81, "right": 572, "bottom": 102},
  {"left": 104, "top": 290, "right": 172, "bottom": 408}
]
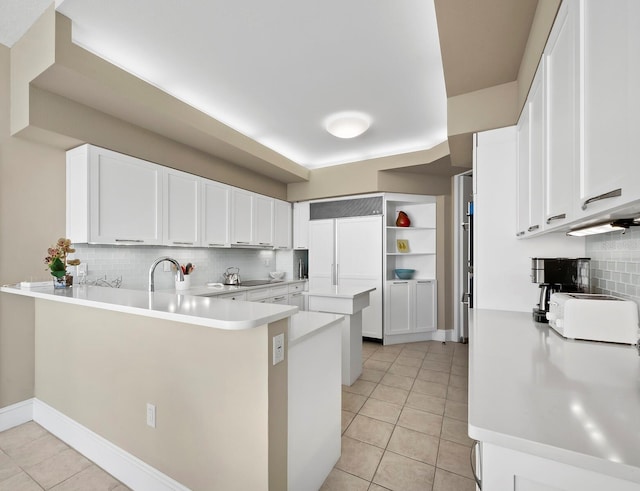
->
[{"left": 531, "top": 258, "right": 590, "bottom": 322}]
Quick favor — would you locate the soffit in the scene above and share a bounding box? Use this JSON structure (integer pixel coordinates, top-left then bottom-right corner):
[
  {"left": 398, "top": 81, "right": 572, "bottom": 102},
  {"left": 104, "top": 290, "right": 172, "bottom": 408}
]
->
[{"left": 435, "top": 0, "right": 539, "bottom": 97}]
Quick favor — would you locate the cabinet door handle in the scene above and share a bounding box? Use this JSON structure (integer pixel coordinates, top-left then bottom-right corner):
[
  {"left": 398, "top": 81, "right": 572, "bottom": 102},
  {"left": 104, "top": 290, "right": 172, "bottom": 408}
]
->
[
  {"left": 470, "top": 441, "right": 482, "bottom": 490},
  {"left": 527, "top": 225, "right": 539, "bottom": 232},
  {"left": 581, "top": 188, "right": 622, "bottom": 210},
  {"left": 208, "top": 243, "right": 225, "bottom": 246},
  {"left": 545, "top": 214, "right": 566, "bottom": 224},
  {"left": 235, "top": 241, "right": 250, "bottom": 244},
  {"left": 273, "top": 296, "right": 286, "bottom": 301},
  {"left": 115, "top": 239, "right": 144, "bottom": 243},
  {"left": 461, "top": 292, "right": 470, "bottom": 304},
  {"left": 516, "top": 231, "right": 525, "bottom": 237},
  {"left": 259, "top": 242, "right": 271, "bottom": 245},
  {"left": 173, "top": 241, "right": 193, "bottom": 245},
  {"left": 393, "top": 281, "right": 408, "bottom": 284}
]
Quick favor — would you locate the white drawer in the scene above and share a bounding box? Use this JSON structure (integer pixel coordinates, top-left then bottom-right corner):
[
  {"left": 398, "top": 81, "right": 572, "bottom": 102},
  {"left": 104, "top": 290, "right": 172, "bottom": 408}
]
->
[
  {"left": 247, "top": 287, "right": 271, "bottom": 301},
  {"left": 270, "top": 285, "right": 289, "bottom": 297},
  {"left": 218, "top": 291, "right": 247, "bottom": 301},
  {"left": 288, "top": 282, "right": 305, "bottom": 293}
]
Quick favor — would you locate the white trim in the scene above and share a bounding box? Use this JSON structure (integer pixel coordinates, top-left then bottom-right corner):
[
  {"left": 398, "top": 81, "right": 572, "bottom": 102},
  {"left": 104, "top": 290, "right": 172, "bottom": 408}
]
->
[
  {"left": 33, "top": 399, "right": 190, "bottom": 491},
  {"left": 0, "top": 398, "right": 34, "bottom": 431},
  {"left": 384, "top": 329, "right": 456, "bottom": 345}
]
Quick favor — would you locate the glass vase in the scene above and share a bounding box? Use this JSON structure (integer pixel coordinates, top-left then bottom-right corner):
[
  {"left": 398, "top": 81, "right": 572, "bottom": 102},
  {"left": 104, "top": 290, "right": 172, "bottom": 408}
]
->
[{"left": 53, "top": 275, "right": 73, "bottom": 289}]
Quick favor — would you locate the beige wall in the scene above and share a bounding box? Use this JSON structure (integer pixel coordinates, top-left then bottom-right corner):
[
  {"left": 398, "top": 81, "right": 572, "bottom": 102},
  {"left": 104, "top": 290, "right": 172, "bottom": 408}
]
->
[
  {"left": 0, "top": 43, "right": 66, "bottom": 407},
  {"left": 35, "top": 300, "right": 287, "bottom": 491}
]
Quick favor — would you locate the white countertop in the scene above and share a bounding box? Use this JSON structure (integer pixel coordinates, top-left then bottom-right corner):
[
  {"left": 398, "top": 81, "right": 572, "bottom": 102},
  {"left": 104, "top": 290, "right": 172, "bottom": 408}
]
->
[
  {"left": 303, "top": 286, "right": 376, "bottom": 299},
  {"left": 0, "top": 284, "right": 297, "bottom": 330},
  {"left": 163, "top": 279, "right": 306, "bottom": 297},
  {"left": 469, "top": 309, "right": 640, "bottom": 483},
  {"left": 288, "top": 311, "right": 344, "bottom": 347}
]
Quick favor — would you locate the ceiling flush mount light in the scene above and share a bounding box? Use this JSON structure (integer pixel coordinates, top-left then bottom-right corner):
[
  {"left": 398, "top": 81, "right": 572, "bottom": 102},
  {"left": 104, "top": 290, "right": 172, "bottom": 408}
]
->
[
  {"left": 325, "top": 111, "right": 371, "bottom": 139},
  {"left": 567, "top": 219, "right": 640, "bottom": 237}
]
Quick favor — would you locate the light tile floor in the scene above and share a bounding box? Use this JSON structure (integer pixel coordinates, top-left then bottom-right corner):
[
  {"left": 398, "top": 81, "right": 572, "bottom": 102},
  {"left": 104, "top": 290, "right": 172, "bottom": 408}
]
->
[
  {"left": 321, "top": 340, "right": 474, "bottom": 491},
  {"left": 0, "top": 422, "right": 129, "bottom": 491},
  {"left": 0, "top": 340, "right": 471, "bottom": 491}
]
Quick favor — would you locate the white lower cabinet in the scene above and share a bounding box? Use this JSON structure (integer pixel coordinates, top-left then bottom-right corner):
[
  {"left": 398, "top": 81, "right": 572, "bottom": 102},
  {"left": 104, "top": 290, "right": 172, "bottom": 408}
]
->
[
  {"left": 288, "top": 292, "right": 305, "bottom": 310},
  {"left": 384, "top": 279, "right": 436, "bottom": 337},
  {"left": 218, "top": 291, "right": 247, "bottom": 301},
  {"left": 480, "top": 442, "right": 640, "bottom": 491}
]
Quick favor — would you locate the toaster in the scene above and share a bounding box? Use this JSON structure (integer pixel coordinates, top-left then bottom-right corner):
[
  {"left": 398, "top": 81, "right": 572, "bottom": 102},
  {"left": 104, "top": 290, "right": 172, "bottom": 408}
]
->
[{"left": 547, "top": 293, "right": 639, "bottom": 344}]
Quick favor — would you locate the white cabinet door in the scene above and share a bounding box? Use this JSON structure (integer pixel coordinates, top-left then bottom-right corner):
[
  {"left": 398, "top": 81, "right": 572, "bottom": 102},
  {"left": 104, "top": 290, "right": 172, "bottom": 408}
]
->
[
  {"left": 577, "top": 0, "right": 640, "bottom": 218},
  {"left": 288, "top": 292, "right": 305, "bottom": 310},
  {"left": 336, "top": 216, "right": 383, "bottom": 339},
  {"left": 544, "top": 0, "right": 579, "bottom": 229},
  {"left": 516, "top": 104, "right": 530, "bottom": 238},
  {"left": 231, "top": 188, "right": 254, "bottom": 245},
  {"left": 202, "top": 180, "right": 230, "bottom": 247},
  {"left": 527, "top": 64, "right": 545, "bottom": 235},
  {"left": 293, "top": 201, "right": 310, "bottom": 249},
  {"left": 308, "top": 219, "right": 335, "bottom": 290},
  {"left": 255, "top": 195, "right": 274, "bottom": 246},
  {"left": 84, "top": 146, "right": 162, "bottom": 244},
  {"left": 385, "top": 280, "right": 412, "bottom": 335},
  {"left": 274, "top": 199, "right": 292, "bottom": 250},
  {"left": 415, "top": 280, "right": 436, "bottom": 332},
  {"left": 163, "top": 168, "right": 200, "bottom": 247}
]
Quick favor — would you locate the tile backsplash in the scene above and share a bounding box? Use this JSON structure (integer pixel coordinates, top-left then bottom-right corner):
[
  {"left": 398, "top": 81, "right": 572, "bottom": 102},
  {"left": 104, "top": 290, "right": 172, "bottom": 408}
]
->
[
  {"left": 586, "top": 227, "right": 640, "bottom": 307},
  {"left": 72, "top": 245, "right": 307, "bottom": 291}
]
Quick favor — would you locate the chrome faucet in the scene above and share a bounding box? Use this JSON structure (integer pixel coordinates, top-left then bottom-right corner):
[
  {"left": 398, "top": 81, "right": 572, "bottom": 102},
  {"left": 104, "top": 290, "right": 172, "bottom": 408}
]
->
[{"left": 149, "top": 256, "right": 184, "bottom": 292}]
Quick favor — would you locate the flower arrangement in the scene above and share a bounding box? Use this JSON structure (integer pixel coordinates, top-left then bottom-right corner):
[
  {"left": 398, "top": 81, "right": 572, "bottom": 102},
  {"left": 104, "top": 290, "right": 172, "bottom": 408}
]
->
[
  {"left": 180, "top": 263, "right": 195, "bottom": 275},
  {"left": 44, "top": 238, "right": 81, "bottom": 279}
]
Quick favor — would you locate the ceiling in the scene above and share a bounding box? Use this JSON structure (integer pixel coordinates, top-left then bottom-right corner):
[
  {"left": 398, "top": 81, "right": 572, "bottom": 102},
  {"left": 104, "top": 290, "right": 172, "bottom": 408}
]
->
[
  {"left": 53, "top": 0, "right": 448, "bottom": 170},
  {"left": 2, "top": 0, "right": 541, "bottom": 176}
]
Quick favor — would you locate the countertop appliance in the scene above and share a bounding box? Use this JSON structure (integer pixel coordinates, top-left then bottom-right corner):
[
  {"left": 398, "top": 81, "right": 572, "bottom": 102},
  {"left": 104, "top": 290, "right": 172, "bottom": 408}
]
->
[
  {"left": 530, "top": 258, "right": 590, "bottom": 322},
  {"left": 223, "top": 267, "right": 241, "bottom": 285},
  {"left": 547, "top": 292, "right": 639, "bottom": 344}
]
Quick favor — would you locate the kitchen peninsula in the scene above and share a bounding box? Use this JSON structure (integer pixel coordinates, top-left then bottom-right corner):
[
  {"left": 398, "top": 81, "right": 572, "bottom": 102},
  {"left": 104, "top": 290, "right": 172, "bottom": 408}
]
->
[{"left": 0, "top": 283, "right": 341, "bottom": 491}]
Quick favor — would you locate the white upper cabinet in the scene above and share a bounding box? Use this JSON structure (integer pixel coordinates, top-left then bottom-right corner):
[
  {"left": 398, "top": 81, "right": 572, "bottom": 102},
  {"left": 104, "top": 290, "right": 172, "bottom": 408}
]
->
[
  {"left": 273, "top": 199, "right": 292, "bottom": 250},
  {"left": 516, "top": 0, "right": 640, "bottom": 235},
  {"left": 67, "top": 144, "right": 290, "bottom": 249},
  {"left": 230, "top": 188, "right": 255, "bottom": 245},
  {"left": 163, "top": 168, "right": 200, "bottom": 247},
  {"left": 293, "top": 201, "right": 310, "bottom": 249},
  {"left": 254, "top": 194, "right": 274, "bottom": 246},
  {"left": 527, "top": 64, "right": 545, "bottom": 235},
  {"left": 202, "top": 180, "right": 230, "bottom": 247},
  {"left": 544, "top": 0, "right": 579, "bottom": 229},
  {"left": 577, "top": 0, "right": 640, "bottom": 218},
  {"left": 516, "top": 64, "right": 544, "bottom": 238},
  {"left": 516, "top": 103, "right": 530, "bottom": 238},
  {"left": 67, "top": 144, "right": 162, "bottom": 245}
]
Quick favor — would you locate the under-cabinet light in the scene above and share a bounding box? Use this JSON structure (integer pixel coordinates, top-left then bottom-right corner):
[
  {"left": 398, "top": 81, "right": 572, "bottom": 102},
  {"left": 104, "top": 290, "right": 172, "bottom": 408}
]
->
[{"left": 567, "top": 219, "right": 639, "bottom": 237}]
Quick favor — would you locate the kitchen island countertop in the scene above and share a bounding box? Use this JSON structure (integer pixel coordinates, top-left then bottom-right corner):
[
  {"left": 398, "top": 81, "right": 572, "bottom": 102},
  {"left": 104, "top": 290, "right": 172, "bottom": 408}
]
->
[
  {"left": 469, "top": 309, "right": 640, "bottom": 484},
  {"left": 0, "top": 283, "right": 297, "bottom": 330}
]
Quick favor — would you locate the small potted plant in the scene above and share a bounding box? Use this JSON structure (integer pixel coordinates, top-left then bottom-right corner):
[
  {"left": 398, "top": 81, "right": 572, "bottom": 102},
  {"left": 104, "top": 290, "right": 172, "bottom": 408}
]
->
[{"left": 44, "top": 238, "right": 81, "bottom": 288}]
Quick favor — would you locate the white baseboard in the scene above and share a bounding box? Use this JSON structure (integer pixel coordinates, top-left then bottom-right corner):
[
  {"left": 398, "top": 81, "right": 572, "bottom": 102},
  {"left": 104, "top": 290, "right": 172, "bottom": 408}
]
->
[
  {"left": 0, "top": 398, "right": 34, "bottom": 432},
  {"left": 384, "top": 329, "right": 457, "bottom": 345},
  {"left": 33, "top": 399, "right": 190, "bottom": 491}
]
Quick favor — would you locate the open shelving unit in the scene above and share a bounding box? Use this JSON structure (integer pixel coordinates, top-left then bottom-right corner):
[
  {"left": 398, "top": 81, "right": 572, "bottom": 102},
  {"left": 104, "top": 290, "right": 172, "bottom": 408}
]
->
[{"left": 384, "top": 198, "right": 436, "bottom": 281}]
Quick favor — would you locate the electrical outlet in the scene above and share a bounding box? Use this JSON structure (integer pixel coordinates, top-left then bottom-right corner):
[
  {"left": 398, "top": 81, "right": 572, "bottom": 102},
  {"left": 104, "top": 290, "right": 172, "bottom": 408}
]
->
[
  {"left": 163, "top": 261, "right": 172, "bottom": 272},
  {"left": 146, "top": 403, "right": 156, "bottom": 428},
  {"left": 77, "top": 263, "right": 87, "bottom": 275},
  {"left": 273, "top": 333, "right": 285, "bottom": 365},
  {"left": 264, "top": 258, "right": 271, "bottom": 267}
]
